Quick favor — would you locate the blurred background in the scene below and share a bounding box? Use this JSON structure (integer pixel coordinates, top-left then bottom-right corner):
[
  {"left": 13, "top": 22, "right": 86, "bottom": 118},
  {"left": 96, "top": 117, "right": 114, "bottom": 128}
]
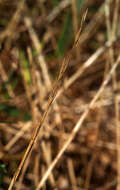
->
[{"left": 0, "top": 0, "right": 120, "bottom": 189}]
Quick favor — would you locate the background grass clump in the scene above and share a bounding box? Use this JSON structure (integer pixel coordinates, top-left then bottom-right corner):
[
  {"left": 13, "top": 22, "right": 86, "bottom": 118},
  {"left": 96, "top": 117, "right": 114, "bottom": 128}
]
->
[{"left": 0, "top": 0, "right": 120, "bottom": 190}]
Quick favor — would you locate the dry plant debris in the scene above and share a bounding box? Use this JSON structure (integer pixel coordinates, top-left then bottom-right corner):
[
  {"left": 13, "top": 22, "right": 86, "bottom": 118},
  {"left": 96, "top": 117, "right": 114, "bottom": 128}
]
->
[{"left": 0, "top": 0, "right": 120, "bottom": 190}]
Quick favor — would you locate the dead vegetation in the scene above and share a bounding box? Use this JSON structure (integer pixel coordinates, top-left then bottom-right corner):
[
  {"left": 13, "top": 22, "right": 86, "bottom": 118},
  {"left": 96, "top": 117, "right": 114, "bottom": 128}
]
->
[{"left": 0, "top": 0, "right": 120, "bottom": 190}]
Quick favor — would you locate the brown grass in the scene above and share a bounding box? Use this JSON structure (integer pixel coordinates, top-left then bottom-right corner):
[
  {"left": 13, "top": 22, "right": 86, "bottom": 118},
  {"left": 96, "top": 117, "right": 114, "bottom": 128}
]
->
[{"left": 0, "top": 0, "right": 120, "bottom": 190}]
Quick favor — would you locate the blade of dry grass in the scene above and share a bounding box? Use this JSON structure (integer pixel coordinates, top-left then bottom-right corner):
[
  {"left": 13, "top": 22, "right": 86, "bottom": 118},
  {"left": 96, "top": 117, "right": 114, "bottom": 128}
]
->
[
  {"left": 71, "top": 0, "right": 80, "bottom": 61},
  {"left": 67, "top": 158, "right": 78, "bottom": 190},
  {"left": 8, "top": 11, "right": 87, "bottom": 190},
  {"left": 105, "top": 2, "right": 120, "bottom": 190},
  {"left": 111, "top": 1, "right": 120, "bottom": 190},
  {"left": 41, "top": 141, "right": 57, "bottom": 189},
  {"left": 17, "top": 154, "right": 31, "bottom": 190},
  {"left": 77, "top": 0, "right": 112, "bottom": 46},
  {"left": 112, "top": 0, "right": 119, "bottom": 37},
  {"left": 0, "top": 0, "right": 25, "bottom": 41},
  {"left": 8, "top": 54, "right": 67, "bottom": 190},
  {"left": 46, "top": 0, "right": 71, "bottom": 23},
  {"left": 84, "top": 110, "right": 101, "bottom": 190},
  {"left": 115, "top": 92, "right": 120, "bottom": 190},
  {"left": 4, "top": 122, "right": 32, "bottom": 151}
]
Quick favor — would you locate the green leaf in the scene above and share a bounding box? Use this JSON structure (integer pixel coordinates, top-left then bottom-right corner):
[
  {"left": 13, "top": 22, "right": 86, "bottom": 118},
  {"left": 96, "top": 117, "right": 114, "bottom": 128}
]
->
[
  {"left": 76, "top": 0, "right": 85, "bottom": 15},
  {"left": 20, "top": 51, "right": 31, "bottom": 84},
  {"left": 8, "top": 107, "right": 20, "bottom": 117},
  {"left": 57, "top": 0, "right": 85, "bottom": 57},
  {"left": 57, "top": 11, "right": 73, "bottom": 57},
  {"left": 11, "top": 78, "right": 19, "bottom": 90},
  {"left": 23, "top": 113, "right": 31, "bottom": 121},
  {"left": 0, "top": 103, "right": 31, "bottom": 120},
  {"left": 0, "top": 104, "right": 20, "bottom": 117},
  {"left": 0, "top": 72, "right": 19, "bottom": 98},
  {"left": 0, "top": 163, "right": 7, "bottom": 187},
  {"left": 53, "top": 0, "right": 60, "bottom": 6},
  {"left": 4, "top": 93, "right": 10, "bottom": 100},
  {"left": 0, "top": 103, "right": 6, "bottom": 111},
  {"left": 31, "top": 187, "right": 36, "bottom": 190}
]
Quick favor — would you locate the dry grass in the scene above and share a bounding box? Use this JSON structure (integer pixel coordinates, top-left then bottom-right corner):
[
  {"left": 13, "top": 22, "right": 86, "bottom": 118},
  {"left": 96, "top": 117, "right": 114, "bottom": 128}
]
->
[{"left": 0, "top": 0, "right": 120, "bottom": 190}]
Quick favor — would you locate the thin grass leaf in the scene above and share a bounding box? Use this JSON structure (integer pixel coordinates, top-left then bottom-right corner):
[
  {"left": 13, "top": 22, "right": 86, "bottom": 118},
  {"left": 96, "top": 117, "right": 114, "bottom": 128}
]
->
[
  {"left": 19, "top": 51, "right": 31, "bottom": 85},
  {"left": 57, "top": 0, "right": 85, "bottom": 57}
]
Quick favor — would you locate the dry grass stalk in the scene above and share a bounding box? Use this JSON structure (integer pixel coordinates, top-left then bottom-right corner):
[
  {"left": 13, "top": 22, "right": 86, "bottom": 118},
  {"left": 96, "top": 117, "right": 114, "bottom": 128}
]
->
[
  {"left": 112, "top": 1, "right": 120, "bottom": 190},
  {"left": 33, "top": 152, "right": 40, "bottom": 187},
  {"left": 105, "top": 1, "right": 120, "bottom": 189},
  {"left": 4, "top": 122, "right": 31, "bottom": 151},
  {"left": 46, "top": 0, "right": 71, "bottom": 23},
  {"left": 17, "top": 154, "right": 31, "bottom": 190},
  {"left": 8, "top": 11, "right": 87, "bottom": 190},
  {"left": 67, "top": 158, "right": 78, "bottom": 190},
  {"left": 115, "top": 94, "right": 120, "bottom": 190},
  {"left": 84, "top": 111, "right": 101, "bottom": 190},
  {"left": 0, "top": 0, "right": 25, "bottom": 41},
  {"left": 41, "top": 141, "right": 57, "bottom": 189},
  {"left": 77, "top": 0, "right": 112, "bottom": 46},
  {"left": 71, "top": 0, "right": 80, "bottom": 61}
]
